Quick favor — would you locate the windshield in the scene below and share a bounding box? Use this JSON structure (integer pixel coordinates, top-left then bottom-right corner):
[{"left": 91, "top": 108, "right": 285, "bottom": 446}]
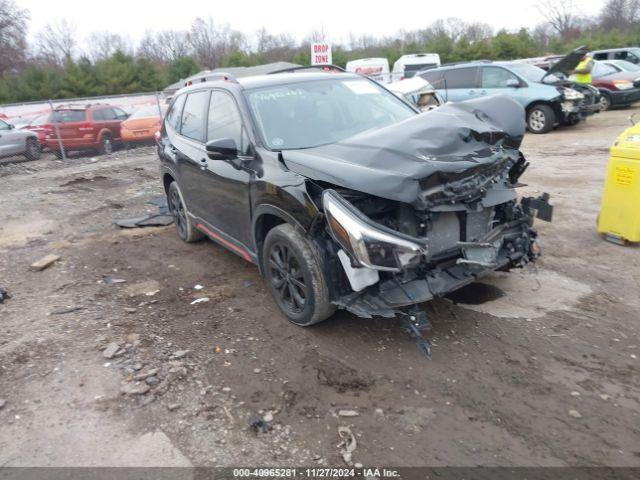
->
[
  {"left": 130, "top": 105, "right": 164, "bottom": 119},
  {"left": 506, "top": 63, "right": 561, "bottom": 83},
  {"left": 612, "top": 60, "right": 640, "bottom": 72},
  {"left": 245, "top": 78, "right": 416, "bottom": 150}
]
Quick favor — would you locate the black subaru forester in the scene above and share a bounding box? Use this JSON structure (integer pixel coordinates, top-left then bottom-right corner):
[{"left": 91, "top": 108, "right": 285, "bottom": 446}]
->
[{"left": 158, "top": 70, "right": 551, "bottom": 329}]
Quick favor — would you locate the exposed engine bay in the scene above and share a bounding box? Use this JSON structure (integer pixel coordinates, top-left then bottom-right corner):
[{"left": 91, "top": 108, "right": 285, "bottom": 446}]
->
[{"left": 285, "top": 95, "right": 554, "bottom": 324}]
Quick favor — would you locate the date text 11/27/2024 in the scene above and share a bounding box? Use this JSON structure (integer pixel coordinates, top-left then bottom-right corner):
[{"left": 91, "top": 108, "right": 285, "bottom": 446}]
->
[{"left": 232, "top": 468, "right": 400, "bottom": 478}]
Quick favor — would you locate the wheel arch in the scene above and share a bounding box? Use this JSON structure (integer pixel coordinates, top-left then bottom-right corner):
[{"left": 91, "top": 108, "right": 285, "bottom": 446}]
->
[
  {"left": 526, "top": 99, "right": 558, "bottom": 115},
  {"left": 253, "top": 205, "right": 309, "bottom": 274},
  {"left": 97, "top": 128, "right": 112, "bottom": 143},
  {"left": 162, "top": 171, "right": 176, "bottom": 194}
]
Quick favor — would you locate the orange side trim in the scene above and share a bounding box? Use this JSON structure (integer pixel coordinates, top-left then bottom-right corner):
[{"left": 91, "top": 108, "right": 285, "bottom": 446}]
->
[{"left": 196, "top": 223, "right": 253, "bottom": 263}]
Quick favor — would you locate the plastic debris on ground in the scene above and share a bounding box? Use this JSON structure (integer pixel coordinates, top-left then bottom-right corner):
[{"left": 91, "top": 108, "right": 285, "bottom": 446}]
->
[
  {"left": 337, "top": 426, "right": 357, "bottom": 466},
  {"left": 115, "top": 197, "right": 173, "bottom": 228}
]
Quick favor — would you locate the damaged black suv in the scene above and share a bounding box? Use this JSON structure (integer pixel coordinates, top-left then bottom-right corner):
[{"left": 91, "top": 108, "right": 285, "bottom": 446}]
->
[{"left": 158, "top": 71, "right": 552, "bottom": 328}]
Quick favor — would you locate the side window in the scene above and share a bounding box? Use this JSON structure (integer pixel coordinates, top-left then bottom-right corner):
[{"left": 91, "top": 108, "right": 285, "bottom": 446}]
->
[
  {"left": 180, "top": 91, "right": 209, "bottom": 142},
  {"left": 113, "top": 107, "right": 128, "bottom": 120},
  {"left": 593, "top": 52, "right": 608, "bottom": 61},
  {"left": 420, "top": 70, "right": 444, "bottom": 89},
  {"left": 166, "top": 95, "right": 186, "bottom": 132},
  {"left": 613, "top": 51, "right": 627, "bottom": 60},
  {"left": 443, "top": 67, "right": 479, "bottom": 89},
  {"left": 481, "top": 67, "right": 519, "bottom": 88},
  {"left": 207, "top": 91, "right": 248, "bottom": 154},
  {"left": 93, "top": 109, "right": 104, "bottom": 121},
  {"left": 0, "top": 119, "right": 10, "bottom": 130},
  {"left": 99, "top": 108, "right": 117, "bottom": 120}
]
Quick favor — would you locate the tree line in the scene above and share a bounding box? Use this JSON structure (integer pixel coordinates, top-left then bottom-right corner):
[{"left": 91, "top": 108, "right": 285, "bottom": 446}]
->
[{"left": 1, "top": 0, "right": 639, "bottom": 103}]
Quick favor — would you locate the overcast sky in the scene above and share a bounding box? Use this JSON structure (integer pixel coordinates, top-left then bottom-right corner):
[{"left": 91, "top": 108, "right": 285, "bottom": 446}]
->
[{"left": 18, "top": 0, "right": 606, "bottom": 45}]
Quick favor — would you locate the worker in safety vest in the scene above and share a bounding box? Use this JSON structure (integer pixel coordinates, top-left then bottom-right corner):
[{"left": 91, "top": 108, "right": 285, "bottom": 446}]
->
[{"left": 574, "top": 54, "right": 594, "bottom": 84}]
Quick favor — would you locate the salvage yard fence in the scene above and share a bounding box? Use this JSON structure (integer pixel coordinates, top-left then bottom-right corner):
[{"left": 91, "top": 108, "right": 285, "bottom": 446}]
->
[{"left": 0, "top": 91, "right": 169, "bottom": 165}]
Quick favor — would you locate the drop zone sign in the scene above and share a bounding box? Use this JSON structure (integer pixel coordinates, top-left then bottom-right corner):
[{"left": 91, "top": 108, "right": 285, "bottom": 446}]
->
[{"left": 311, "top": 43, "right": 332, "bottom": 65}]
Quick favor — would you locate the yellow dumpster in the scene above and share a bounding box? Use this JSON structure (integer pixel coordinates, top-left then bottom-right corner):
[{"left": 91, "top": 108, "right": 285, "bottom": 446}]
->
[{"left": 598, "top": 118, "right": 640, "bottom": 244}]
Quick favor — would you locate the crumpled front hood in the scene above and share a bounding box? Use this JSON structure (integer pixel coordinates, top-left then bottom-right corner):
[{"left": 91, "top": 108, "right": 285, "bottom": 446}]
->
[
  {"left": 282, "top": 94, "right": 525, "bottom": 205},
  {"left": 544, "top": 45, "right": 588, "bottom": 79}
]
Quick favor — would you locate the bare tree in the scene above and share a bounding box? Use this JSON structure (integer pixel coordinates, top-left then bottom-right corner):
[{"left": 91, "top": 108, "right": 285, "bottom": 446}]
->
[
  {"left": 188, "top": 18, "right": 245, "bottom": 69},
  {"left": 599, "top": 0, "right": 640, "bottom": 31},
  {"left": 308, "top": 27, "right": 328, "bottom": 43},
  {"left": 537, "top": 0, "right": 579, "bottom": 39},
  {"left": 532, "top": 22, "right": 555, "bottom": 51},
  {"left": 0, "top": 0, "right": 30, "bottom": 75},
  {"left": 137, "top": 30, "right": 191, "bottom": 64},
  {"left": 34, "top": 20, "right": 76, "bottom": 66},
  {"left": 461, "top": 22, "right": 494, "bottom": 42},
  {"left": 87, "top": 31, "right": 132, "bottom": 62},
  {"left": 255, "top": 28, "right": 296, "bottom": 62}
]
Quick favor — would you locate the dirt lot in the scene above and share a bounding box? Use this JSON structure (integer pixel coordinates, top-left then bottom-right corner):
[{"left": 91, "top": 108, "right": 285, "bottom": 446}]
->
[{"left": 1, "top": 107, "right": 639, "bottom": 468}]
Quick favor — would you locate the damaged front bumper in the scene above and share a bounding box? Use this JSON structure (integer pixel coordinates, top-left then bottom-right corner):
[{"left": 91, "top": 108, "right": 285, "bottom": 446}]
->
[{"left": 327, "top": 192, "right": 553, "bottom": 319}]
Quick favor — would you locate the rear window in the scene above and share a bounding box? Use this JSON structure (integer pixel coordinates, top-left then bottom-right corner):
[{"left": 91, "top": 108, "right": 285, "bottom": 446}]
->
[
  {"left": 166, "top": 95, "right": 186, "bottom": 132},
  {"left": 180, "top": 90, "right": 210, "bottom": 142},
  {"left": 52, "top": 110, "right": 86, "bottom": 123}
]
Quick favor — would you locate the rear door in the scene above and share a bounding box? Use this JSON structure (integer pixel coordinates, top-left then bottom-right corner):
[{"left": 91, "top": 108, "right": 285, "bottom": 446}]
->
[
  {"left": 441, "top": 67, "right": 480, "bottom": 102},
  {"left": 170, "top": 90, "right": 211, "bottom": 218}
]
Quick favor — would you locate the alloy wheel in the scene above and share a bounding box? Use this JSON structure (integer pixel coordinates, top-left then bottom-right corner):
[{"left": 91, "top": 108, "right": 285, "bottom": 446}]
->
[
  {"left": 169, "top": 187, "right": 187, "bottom": 239},
  {"left": 27, "top": 140, "right": 40, "bottom": 159},
  {"left": 268, "top": 243, "right": 307, "bottom": 314},
  {"left": 103, "top": 137, "right": 113, "bottom": 154},
  {"left": 598, "top": 95, "right": 611, "bottom": 111},
  {"left": 529, "top": 110, "right": 546, "bottom": 132}
]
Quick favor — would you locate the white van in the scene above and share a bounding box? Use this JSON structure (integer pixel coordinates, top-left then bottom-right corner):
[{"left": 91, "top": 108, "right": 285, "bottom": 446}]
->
[
  {"left": 345, "top": 58, "right": 391, "bottom": 83},
  {"left": 391, "top": 53, "right": 441, "bottom": 82}
]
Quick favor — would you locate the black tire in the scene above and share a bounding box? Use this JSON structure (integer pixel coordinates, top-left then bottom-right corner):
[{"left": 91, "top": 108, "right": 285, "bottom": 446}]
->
[
  {"left": 598, "top": 92, "right": 612, "bottom": 111},
  {"left": 167, "top": 181, "right": 204, "bottom": 243},
  {"left": 98, "top": 134, "right": 113, "bottom": 155},
  {"left": 527, "top": 104, "right": 555, "bottom": 134},
  {"left": 24, "top": 138, "right": 41, "bottom": 161},
  {"left": 262, "top": 223, "right": 335, "bottom": 326}
]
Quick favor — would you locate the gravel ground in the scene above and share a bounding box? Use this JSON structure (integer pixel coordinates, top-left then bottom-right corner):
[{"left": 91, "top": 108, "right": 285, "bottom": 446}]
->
[{"left": 0, "top": 108, "right": 639, "bottom": 468}]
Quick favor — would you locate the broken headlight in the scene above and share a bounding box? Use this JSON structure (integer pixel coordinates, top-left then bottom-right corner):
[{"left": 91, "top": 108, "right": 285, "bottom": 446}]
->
[{"left": 322, "top": 190, "right": 425, "bottom": 272}]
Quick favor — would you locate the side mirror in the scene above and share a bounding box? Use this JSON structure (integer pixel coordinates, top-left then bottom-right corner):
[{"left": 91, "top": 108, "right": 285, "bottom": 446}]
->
[
  {"left": 506, "top": 79, "right": 520, "bottom": 88},
  {"left": 206, "top": 138, "right": 238, "bottom": 160},
  {"left": 7, "top": 123, "right": 14, "bottom": 129}
]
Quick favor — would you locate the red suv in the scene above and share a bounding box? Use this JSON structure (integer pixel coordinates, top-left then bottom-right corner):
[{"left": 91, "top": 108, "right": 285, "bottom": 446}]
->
[{"left": 45, "top": 104, "right": 129, "bottom": 156}]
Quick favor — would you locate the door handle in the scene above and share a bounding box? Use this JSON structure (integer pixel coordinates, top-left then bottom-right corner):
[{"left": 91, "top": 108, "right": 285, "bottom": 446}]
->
[{"left": 468, "top": 90, "right": 477, "bottom": 95}]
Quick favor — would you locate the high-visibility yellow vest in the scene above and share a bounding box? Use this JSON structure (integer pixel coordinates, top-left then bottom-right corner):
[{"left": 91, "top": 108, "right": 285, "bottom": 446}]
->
[{"left": 575, "top": 59, "right": 593, "bottom": 84}]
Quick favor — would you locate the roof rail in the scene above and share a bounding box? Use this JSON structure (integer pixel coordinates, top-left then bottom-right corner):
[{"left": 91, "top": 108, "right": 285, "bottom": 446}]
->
[
  {"left": 184, "top": 72, "right": 239, "bottom": 87},
  {"left": 268, "top": 64, "right": 346, "bottom": 75}
]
